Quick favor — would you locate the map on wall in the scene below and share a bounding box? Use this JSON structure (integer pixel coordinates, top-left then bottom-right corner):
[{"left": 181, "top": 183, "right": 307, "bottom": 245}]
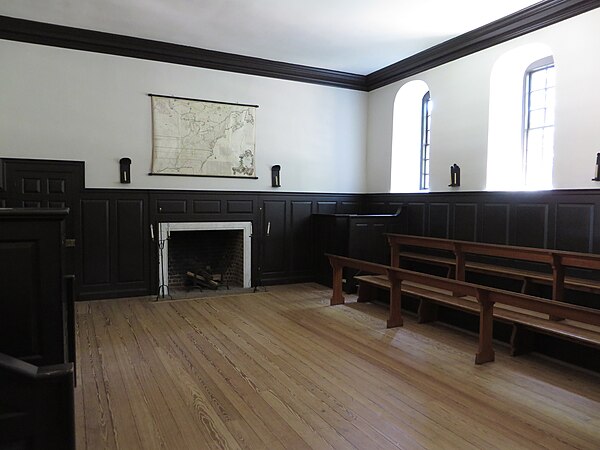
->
[{"left": 150, "top": 95, "right": 257, "bottom": 178}]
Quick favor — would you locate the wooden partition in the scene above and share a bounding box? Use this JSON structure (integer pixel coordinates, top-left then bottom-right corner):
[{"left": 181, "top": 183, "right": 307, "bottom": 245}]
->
[{"left": 0, "top": 352, "right": 75, "bottom": 450}]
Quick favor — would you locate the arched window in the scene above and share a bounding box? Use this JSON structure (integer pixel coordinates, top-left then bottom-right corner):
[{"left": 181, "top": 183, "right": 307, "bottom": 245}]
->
[
  {"left": 391, "top": 80, "right": 431, "bottom": 192},
  {"left": 420, "top": 91, "right": 432, "bottom": 190},
  {"left": 523, "top": 57, "right": 555, "bottom": 188},
  {"left": 486, "top": 44, "right": 555, "bottom": 190}
]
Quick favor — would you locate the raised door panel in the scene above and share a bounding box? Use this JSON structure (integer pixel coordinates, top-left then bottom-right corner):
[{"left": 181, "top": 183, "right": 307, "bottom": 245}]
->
[
  {"left": 555, "top": 204, "right": 594, "bottom": 252},
  {"left": 407, "top": 203, "right": 426, "bottom": 236},
  {"left": 115, "top": 199, "right": 147, "bottom": 284},
  {"left": 482, "top": 204, "right": 510, "bottom": 244},
  {"left": 454, "top": 203, "right": 477, "bottom": 241},
  {"left": 0, "top": 215, "right": 65, "bottom": 365},
  {"left": 515, "top": 204, "right": 548, "bottom": 248},
  {"left": 429, "top": 203, "right": 450, "bottom": 239},
  {"left": 81, "top": 199, "right": 111, "bottom": 287},
  {"left": 261, "top": 200, "right": 287, "bottom": 278},
  {"left": 0, "top": 241, "right": 41, "bottom": 361},
  {"left": 290, "top": 201, "right": 313, "bottom": 274}
]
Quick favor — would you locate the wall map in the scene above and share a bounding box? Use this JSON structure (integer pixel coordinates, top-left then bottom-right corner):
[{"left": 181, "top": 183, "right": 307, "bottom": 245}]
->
[{"left": 150, "top": 95, "right": 257, "bottom": 178}]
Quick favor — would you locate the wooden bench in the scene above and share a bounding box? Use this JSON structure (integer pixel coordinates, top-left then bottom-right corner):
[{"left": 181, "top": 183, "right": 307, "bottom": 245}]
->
[
  {"left": 387, "top": 234, "right": 600, "bottom": 317},
  {"left": 327, "top": 254, "right": 600, "bottom": 365}
]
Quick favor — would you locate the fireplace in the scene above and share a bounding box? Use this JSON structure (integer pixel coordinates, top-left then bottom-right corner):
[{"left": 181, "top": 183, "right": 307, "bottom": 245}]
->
[{"left": 158, "top": 222, "right": 252, "bottom": 292}]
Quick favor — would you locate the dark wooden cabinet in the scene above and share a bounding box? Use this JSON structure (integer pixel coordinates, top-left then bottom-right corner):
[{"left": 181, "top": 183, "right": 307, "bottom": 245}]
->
[
  {"left": 0, "top": 208, "right": 73, "bottom": 366},
  {"left": 313, "top": 213, "right": 401, "bottom": 291},
  {"left": 79, "top": 190, "right": 151, "bottom": 300}
]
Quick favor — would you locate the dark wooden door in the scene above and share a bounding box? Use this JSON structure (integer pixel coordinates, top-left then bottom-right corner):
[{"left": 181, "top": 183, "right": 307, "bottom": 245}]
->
[
  {"left": 0, "top": 159, "right": 84, "bottom": 292},
  {"left": 260, "top": 199, "right": 287, "bottom": 282}
]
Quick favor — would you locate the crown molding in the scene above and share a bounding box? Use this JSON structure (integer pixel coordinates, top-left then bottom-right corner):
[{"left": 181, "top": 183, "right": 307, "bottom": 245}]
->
[
  {"left": 0, "top": 15, "right": 368, "bottom": 91},
  {"left": 1, "top": 0, "right": 598, "bottom": 92},
  {"left": 366, "top": 0, "right": 600, "bottom": 91}
]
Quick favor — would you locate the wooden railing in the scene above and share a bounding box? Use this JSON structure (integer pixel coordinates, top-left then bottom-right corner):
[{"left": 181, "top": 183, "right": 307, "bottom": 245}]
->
[
  {"left": 0, "top": 352, "right": 75, "bottom": 450},
  {"left": 327, "top": 254, "right": 600, "bottom": 364}
]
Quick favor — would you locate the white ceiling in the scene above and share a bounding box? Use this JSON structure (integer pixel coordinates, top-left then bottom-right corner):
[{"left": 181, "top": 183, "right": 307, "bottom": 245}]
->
[{"left": 1, "top": 0, "right": 542, "bottom": 75}]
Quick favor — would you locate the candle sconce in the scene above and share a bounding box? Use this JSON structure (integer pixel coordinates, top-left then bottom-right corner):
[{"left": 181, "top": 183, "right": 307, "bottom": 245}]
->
[
  {"left": 449, "top": 164, "right": 461, "bottom": 187},
  {"left": 271, "top": 165, "right": 281, "bottom": 187},
  {"left": 593, "top": 153, "right": 600, "bottom": 181},
  {"left": 120, "top": 157, "right": 131, "bottom": 184}
]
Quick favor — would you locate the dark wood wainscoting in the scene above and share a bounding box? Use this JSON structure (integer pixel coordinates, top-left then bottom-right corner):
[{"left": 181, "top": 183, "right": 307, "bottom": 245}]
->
[
  {"left": 149, "top": 191, "right": 363, "bottom": 290},
  {"left": 363, "top": 190, "right": 600, "bottom": 254}
]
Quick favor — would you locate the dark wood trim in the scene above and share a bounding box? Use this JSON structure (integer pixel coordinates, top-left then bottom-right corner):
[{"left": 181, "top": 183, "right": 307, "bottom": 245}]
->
[
  {"left": 148, "top": 93, "right": 259, "bottom": 109},
  {"left": 0, "top": 15, "right": 367, "bottom": 91},
  {"left": 366, "top": 0, "right": 600, "bottom": 90},
  {"left": 148, "top": 173, "right": 259, "bottom": 180},
  {"left": 3, "top": 1, "right": 597, "bottom": 92}
]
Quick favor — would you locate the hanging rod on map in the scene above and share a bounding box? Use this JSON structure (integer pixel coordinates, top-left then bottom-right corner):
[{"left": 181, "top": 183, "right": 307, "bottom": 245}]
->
[{"left": 147, "top": 93, "right": 259, "bottom": 108}]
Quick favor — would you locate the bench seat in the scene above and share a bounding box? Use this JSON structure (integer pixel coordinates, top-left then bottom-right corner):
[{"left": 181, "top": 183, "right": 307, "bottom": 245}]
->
[{"left": 355, "top": 274, "right": 600, "bottom": 355}]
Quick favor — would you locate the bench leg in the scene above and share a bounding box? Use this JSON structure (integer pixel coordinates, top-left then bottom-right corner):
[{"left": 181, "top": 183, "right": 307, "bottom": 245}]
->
[
  {"left": 387, "top": 279, "right": 404, "bottom": 328},
  {"left": 417, "top": 298, "right": 438, "bottom": 324},
  {"left": 330, "top": 265, "right": 345, "bottom": 305},
  {"left": 475, "top": 300, "right": 495, "bottom": 364},
  {"left": 357, "top": 282, "right": 375, "bottom": 303},
  {"left": 510, "top": 324, "right": 535, "bottom": 356}
]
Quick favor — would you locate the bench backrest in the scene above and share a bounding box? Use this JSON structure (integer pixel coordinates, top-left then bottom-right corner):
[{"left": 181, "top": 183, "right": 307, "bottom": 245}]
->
[{"left": 386, "top": 233, "right": 600, "bottom": 306}]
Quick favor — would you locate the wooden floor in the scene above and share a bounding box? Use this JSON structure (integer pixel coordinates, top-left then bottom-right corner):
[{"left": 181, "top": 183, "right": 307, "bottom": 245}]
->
[{"left": 75, "top": 283, "right": 600, "bottom": 449}]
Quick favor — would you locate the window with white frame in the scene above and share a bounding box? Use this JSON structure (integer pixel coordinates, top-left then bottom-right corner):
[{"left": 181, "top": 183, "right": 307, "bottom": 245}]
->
[
  {"left": 523, "top": 58, "right": 555, "bottom": 189},
  {"left": 486, "top": 44, "right": 555, "bottom": 191},
  {"left": 420, "top": 91, "right": 432, "bottom": 190},
  {"left": 390, "top": 80, "right": 431, "bottom": 193}
]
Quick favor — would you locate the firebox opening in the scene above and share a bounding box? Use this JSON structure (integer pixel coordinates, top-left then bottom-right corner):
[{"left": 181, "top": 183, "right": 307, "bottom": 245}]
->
[{"left": 168, "top": 230, "right": 244, "bottom": 291}]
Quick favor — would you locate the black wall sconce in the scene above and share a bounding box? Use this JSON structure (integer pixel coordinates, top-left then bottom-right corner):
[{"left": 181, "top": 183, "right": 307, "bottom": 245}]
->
[
  {"left": 593, "top": 153, "right": 600, "bottom": 181},
  {"left": 120, "top": 157, "right": 131, "bottom": 184},
  {"left": 271, "top": 165, "right": 281, "bottom": 187},
  {"left": 449, "top": 164, "right": 461, "bottom": 187}
]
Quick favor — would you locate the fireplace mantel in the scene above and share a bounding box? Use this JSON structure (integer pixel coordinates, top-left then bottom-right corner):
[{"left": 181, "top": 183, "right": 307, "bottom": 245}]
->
[{"left": 158, "top": 221, "right": 253, "bottom": 290}]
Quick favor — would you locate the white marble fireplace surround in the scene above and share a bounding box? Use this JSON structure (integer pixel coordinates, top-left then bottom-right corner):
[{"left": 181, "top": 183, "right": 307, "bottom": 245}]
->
[{"left": 158, "top": 221, "right": 252, "bottom": 289}]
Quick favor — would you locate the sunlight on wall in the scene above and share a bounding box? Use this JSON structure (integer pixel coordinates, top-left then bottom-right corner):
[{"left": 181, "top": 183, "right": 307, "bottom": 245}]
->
[
  {"left": 390, "top": 80, "right": 430, "bottom": 192},
  {"left": 486, "top": 43, "right": 553, "bottom": 191}
]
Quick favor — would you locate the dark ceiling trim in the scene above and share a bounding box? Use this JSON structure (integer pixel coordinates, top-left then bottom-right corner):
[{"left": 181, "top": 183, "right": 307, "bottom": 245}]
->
[
  {"left": 366, "top": 0, "right": 600, "bottom": 91},
  {"left": 0, "top": 15, "right": 368, "bottom": 91},
  {"left": 1, "top": 0, "right": 598, "bottom": 93}
]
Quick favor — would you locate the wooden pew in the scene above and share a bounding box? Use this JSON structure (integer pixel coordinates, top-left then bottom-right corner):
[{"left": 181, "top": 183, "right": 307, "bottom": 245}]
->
[
  {"left": 386, "top": 233, "right": 600, "bottom": 319},
  {"left": 327, "top": 254, "right": 600, "bottom": 365}
]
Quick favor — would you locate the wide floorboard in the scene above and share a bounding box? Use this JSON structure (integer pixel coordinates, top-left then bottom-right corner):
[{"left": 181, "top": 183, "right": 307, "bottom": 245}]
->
[{"left": 75, "top": 283, "right": 600, "bottom": 449}]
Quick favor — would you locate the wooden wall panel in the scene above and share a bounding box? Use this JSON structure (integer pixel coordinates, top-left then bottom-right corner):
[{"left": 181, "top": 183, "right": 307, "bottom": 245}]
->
[
  {"left": 156, "top": 199, "right": 187, "bottom": 214},
  {"left": 429, "top": 203, "right": 450, "bottom": 238},
  {"left": 81, "top": 199, "right": 110, "bottom": 286},
  {"left": 453, "top": 203, "right": 477, "bottom": 241},
  {"left": 482, "top": 204, "right": 510, "bottom": 244},
  {"left": 317, "top": 202, "right": 337, "bottom": 214},
  {"left": 193, "top": 200, "right": 221, "bottom": 214},
  {"left": 227, "top": 200, "right": 253, "bottom": 214},
  {"left": 116, "top": 199, "right": 146, "bottom": 283},
  {"left": 369, "top": 202, "right": 387, "bottom": 214},
  {"left": 0, "top": 241, "right": 41, "bottom": 359},
  {"left": 406, "top": 203, "right": 426, "bottom": 236},
  {"left": 515, "top": 204, "right": 548, "bottom": 248},
  {"left": 555, "top": 204, "right": 594, "bottom": 252},
  {"left": 261, "top": 200, "right": 287, "bottom": 276},
  {"left": 290, "top": 201, "right": 313, "bottom": 272},
  {"left": 338, "top": 201, "right": 360, "bottom": 214}
]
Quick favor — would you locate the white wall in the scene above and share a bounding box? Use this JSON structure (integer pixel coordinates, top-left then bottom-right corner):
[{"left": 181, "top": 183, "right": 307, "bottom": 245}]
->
[
  {"left": 366, "top": 8, "right": 600, "bottom": 193},
  {"left": 0, "top": 40, "right": 368, "bottom": 192}
]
